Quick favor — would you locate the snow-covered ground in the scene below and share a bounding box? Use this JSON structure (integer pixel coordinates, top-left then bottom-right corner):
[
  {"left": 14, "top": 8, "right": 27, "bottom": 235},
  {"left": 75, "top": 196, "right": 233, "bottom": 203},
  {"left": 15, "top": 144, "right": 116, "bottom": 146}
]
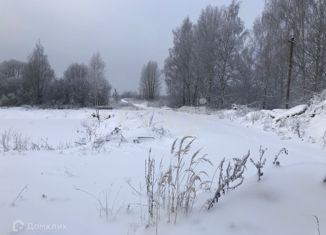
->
[
  {"left": 222, "top": 94, "right": 326, "bottom": 148},
  {"left": 0, "top": 102, "right": 325, "bottom": 235}
]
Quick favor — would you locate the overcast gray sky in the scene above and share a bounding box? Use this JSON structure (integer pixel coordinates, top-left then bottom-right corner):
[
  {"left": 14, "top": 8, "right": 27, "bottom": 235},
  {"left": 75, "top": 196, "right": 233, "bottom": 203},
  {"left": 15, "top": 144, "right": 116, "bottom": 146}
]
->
[{"left": 0, "top": 0, "right": 264, "bottom": 93}]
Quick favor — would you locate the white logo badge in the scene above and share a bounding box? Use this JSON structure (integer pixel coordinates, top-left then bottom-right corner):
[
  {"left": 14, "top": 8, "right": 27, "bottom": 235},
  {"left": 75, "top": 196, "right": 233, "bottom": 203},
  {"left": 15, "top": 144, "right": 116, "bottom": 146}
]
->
[{"left": 12, "top": 220, "right": 25, "bottom": 232}]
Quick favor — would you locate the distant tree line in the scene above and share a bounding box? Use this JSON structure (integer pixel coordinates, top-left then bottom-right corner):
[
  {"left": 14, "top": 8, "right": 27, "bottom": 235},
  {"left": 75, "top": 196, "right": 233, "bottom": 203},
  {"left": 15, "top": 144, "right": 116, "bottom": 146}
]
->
[
  {"left": 0, "top": 41, "right": 111, "bottom": 107},
  {"left": 3, "top": 0, "right": 326, "bottom": 109},
  {"left": 164, "top": 0, "right": 326, "bottom": 109}
]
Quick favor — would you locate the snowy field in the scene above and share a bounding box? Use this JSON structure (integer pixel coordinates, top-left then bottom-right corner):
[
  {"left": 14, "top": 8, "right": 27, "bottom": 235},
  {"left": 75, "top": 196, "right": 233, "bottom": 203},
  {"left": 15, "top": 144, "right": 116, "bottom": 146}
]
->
[{"left": 0, "top": 103, "right": 326, "bottom": 235}]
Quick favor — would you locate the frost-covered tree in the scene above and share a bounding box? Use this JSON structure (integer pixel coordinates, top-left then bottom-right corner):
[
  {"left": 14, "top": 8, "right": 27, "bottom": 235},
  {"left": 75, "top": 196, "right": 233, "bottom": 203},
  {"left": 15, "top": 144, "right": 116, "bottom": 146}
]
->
[
  {"left": 230, "top": 43, "right": 260, "bottom": 105},
  {"left": 194, "top": 6, "right": 221, "bottom": 106},
  {"left": 1, "top": 0, "right": 325, "bottom": 109},
  {"left": 306, "top": 0, "right": 326, "bottom": 93},
  {"left": 63, "top": 63, "right": 90, "bottom": 106},
  {"left": 88, "top": 53, "right": 111, "bottom": 106},
  {"left": 165, "top": 17, "right": 196, "bottom": 106},
  {"left": 0, "top": 60, "right": 25, "bottom": 106},
  {"left": 164, "top": 0, "right": 326, "bottom": 109},
  {"left": 139, "top": 61, "right": 161, "bottom": 100},
  {"left": 165, "top": 1, "right": 246, "bottom": 108},
  {"left": 250, "top": 0, "right": 326, "bottom": 108},
  {"left": 22, "top": 41, "right": 54, "bottom": 104},
  {"left": 213, "top": 1, "right": 246, "bottom": 107}
]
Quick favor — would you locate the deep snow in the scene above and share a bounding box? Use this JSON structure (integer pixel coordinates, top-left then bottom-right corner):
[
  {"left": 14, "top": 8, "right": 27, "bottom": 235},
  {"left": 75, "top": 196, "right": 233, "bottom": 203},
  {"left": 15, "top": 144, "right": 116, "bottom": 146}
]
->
[{"left": 0, "top": 103, "right": 325, "bottom": 235}]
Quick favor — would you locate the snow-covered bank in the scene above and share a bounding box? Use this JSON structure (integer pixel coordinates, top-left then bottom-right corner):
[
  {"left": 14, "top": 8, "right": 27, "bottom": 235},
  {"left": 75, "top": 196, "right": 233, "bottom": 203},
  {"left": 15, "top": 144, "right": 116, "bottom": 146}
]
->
[
  {"left": 236, "top": 93, "right": 326, "bottom": 148},
  {"left": 175, "top": 91, "right": 326, "bottom": 149}
]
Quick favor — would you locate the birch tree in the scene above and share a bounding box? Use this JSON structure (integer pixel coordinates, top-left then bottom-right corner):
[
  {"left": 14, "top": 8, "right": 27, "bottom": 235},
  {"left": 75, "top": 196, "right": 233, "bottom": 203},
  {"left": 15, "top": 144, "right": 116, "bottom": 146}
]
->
[
  {"left": 23, "top": 41, "right": 54, "bottom": 104},
  {"left": 165, "top": 17, "right": 196, "bottom": 106},
  {"left": 214, "top": 1, "right": 246, "bottom": 108},
  {"left": 88, "top": 53, "right": 111, "bottom": 106},
  {"left": 63, "top": 63, "right": 90, "bottom": 106},
  {"left": 139, "top": 61, "right": 161, "bottom": 100}
]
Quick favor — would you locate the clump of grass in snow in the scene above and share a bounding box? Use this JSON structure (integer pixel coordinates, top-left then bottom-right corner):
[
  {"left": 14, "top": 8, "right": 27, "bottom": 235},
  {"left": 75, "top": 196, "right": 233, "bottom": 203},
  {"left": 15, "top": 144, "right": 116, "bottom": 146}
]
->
[
  {"left": 144, "top": 136, "right": 212, "bottom": 230},
  {"left": 11, "top": 185, "right": 28, "bottom": 207},
  {"left": 74, "top": 185, "right": 123, "bottom": 222},
  {"left": 250, "top": 146, "right": 267, "bottom": 181},
  {"left": 273, "top": 147, "right": 289, "bottom": 166},
  {"left": 1, "top": 130, "right": 30, "bottom": 152},
  {"left": 0, "top": 129, "right": 61, "bottom": 152},
  {"left": 207, "top": 151, "right": 250, "bottom": 210}
]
